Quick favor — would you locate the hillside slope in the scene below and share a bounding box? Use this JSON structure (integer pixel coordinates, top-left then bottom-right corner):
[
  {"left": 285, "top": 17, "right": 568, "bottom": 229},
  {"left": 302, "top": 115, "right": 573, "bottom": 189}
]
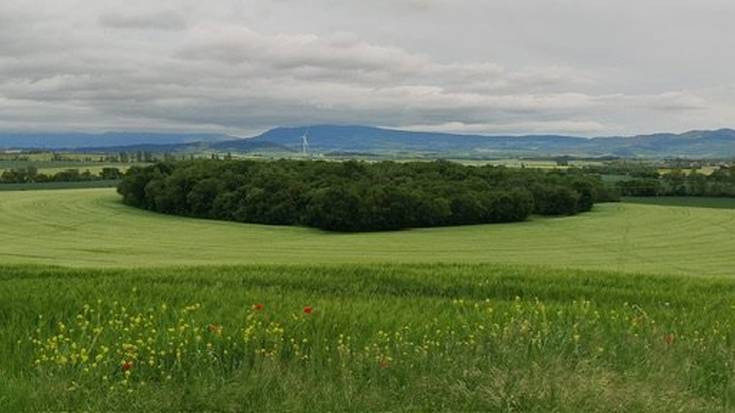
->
[{"left": 0, "top": 188, "right": 733, "bottom": 275}]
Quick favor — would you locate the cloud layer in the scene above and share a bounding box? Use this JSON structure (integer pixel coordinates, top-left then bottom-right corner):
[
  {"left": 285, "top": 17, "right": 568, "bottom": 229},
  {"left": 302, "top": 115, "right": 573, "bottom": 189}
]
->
[{"left": 0, "top": 0, "right": 733, "bottom": 136}]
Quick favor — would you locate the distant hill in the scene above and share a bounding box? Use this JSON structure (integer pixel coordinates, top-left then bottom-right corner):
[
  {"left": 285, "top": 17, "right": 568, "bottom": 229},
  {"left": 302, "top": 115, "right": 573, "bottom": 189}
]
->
[
  {"left": 75, "top": 139, "right": 293, "bottom": 154},
  {"left": 587, "top": 129, "right": 735, "bottom": 157},
  {"left": 0, "top": 132, "right": 236, "bottom": 149},
  {"left": 246, "top": 125, "right": 735, "bottom": 158},
  {"left": 2, "top": 126, "right": 735, "bottom": 158},
  {"left": 210, "top": 139, "right": 295, "bottom": 153},
  {"left": 249, "top": 125, "right": 588, "bottom": 155}
]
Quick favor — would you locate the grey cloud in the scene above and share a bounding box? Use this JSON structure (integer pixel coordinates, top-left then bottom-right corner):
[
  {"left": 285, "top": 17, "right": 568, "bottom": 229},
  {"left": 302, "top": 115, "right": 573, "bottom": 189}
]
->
[
  {"left": 99, "top": 10, "right": 187, "bottom": 31},
  {"left": 640, "top": 92, "right": 709, "bottom": 112},
  {"left": 176, "top": 26, "right": 427, "bottom": 77},
  {"left": 597, "top": 92, "right": 708, "bottom": 113},
  {"left": 0, "top": 0, "right": 732, "bottom": 136},
  {"left": 402, "top": 120, "right": 608, "bottom": 135}
]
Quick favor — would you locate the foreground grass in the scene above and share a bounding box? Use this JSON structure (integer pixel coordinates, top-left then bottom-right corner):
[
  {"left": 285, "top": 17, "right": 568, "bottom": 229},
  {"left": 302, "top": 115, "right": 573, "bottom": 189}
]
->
[
  {"left": 1, "top": 263, "right": 734, "bottom": 412},
  {"left": 1, "top": 188, "right": 735, "bottom": 276}
]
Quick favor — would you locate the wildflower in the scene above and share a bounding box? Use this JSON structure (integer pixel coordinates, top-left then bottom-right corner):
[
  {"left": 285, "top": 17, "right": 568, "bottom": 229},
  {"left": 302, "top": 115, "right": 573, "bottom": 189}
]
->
[
  {"left": 207, "top": 323, "right": 223, "bottom": 335},
  {"left": 122, "top": 361, "right": 133, "bottom": 372},
  {"left": 253, "top": 303, "right": 265, "bottom": 311},
  {"left": 303, "top": 306, "right": 313, "bottom": 314},
  {"left": 664, "top": 334, "right": 675, "bottom": 346}
]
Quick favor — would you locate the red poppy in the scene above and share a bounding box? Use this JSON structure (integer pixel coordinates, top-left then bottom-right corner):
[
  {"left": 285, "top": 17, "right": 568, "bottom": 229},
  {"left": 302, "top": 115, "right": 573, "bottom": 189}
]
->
[
  {"left": 208, "top": 323, "right": 223, "bottom": 335},
  {"left": 303, "top": 306, "right": 313, "bottom": 314},
  {"left": 252, "top": 303, "right": 264, "bottom": 311},
  {"left": 122, "top": 361, "right": 133, "bottom": 372}
]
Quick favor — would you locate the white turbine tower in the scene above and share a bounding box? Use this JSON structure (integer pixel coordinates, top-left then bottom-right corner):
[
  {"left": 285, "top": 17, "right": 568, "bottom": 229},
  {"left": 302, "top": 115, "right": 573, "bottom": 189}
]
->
[{"left": 301, "top": 128, "right": 310, "bottom": 157}]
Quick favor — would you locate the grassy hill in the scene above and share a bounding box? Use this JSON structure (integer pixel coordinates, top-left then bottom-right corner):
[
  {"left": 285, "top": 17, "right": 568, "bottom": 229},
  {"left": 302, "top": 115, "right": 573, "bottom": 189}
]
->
[
  {"left": 623, "top": 196, "right": 735, "bottom": 209},
  {"left": 0, "top": 188, "right": 733, "bottom": 275}
]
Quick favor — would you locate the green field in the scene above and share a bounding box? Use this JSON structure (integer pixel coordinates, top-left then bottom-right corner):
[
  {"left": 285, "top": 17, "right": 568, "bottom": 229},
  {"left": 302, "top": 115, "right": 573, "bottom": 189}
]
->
[
  {"left": 0, "top": 188, "right": 733, "bottom": 276},
  {"left": 2, "top": 188, "right": 735, "bottom": 411},
  {"left": 0, "top": 180, "right": 120, "bottom": 191},
  {"left": 624, "top": 196, "right": 735, "bottom": 209},
  {"left": 0, "top": 152, "right": 148, "bottom": 179},
  {"left": 0, "top": 160, "right": 139, "bottom": 175}
]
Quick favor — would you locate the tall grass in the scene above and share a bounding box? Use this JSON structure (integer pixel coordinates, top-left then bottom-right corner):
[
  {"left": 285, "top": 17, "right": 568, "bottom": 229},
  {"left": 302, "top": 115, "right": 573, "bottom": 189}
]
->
[{"left": 2, "top": 263, "right": 734, "bottom": 412}]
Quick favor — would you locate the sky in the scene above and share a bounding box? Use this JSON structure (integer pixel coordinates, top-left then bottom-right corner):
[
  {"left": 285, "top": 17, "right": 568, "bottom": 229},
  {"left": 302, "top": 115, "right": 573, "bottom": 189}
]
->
[{"left": 1, "top": 0, "right": 734, "bottom": 137}]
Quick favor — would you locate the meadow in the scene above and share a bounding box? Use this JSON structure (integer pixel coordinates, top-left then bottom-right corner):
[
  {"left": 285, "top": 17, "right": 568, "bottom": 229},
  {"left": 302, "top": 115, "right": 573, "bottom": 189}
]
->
[
  {"left": 623, "top": 196, "right": 735, "bottom": 209},
  {"left": 0, "top": 158, "right": 138, "bottom": 176},
  {"left": 2, "top": 264, "right": 735, "bottom": 412},
  {"left": 1, "top": 188, "right": 735, "bottom": 411},
  {"left": 0, "top": 180, "right": 119, "bottom": 192},
  {"left": 0, "top": 188, "right": 733, "bottom": 275}
]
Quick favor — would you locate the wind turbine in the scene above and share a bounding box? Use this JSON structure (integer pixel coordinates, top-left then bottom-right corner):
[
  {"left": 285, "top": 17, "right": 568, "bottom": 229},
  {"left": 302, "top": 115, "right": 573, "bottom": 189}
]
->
[{"left": 301, "top": 128, "right": 310, "bottom": 156}]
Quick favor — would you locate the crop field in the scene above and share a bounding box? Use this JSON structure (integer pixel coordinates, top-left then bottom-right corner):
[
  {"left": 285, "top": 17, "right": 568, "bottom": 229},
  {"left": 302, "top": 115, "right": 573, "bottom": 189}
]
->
[
  {"left": 474, "top": 158, "right": 602, "bottom": 169},
  {"left": 0, "top": 152, "right": 100, "bottom": 162},
  {"left": 658, "top": 166, "right": 719, "bottom": 176},
  {"left": 0, "top": 161, "right": 138, "bottom": 175},
  {"left": 1, "top": 188, "right": 735, "bottom": 411},
  {"left": 0, "top": 188, "right": 734, "bottom": 275},
  {"left": 624, "top": 196, "right": 735, "bottom": 209},
  {"left": 0, "top": 180, "right": 120, "bottom": 192}
]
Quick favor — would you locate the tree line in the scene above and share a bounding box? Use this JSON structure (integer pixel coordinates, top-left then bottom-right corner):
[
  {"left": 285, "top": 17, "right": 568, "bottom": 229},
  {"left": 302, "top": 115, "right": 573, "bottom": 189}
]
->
[
  {"left": 0, "top": 167, "right": 123, "bottom": 184},
  {"left": 118, "top": 159, "right": 619, "bottom": 232},
  {"left": 616, "top": 168, "right": 735, "bottom": 197}
]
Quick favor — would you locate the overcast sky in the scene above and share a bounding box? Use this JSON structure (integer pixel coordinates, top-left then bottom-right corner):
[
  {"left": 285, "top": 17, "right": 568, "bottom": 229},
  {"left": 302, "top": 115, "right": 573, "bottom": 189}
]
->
[{"left": 1, "top": 0, "right": 734, "bottom": 137}]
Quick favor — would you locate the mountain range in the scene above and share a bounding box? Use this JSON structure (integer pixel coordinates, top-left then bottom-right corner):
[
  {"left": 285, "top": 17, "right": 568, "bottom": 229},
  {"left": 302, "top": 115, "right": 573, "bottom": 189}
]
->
[
  {"left": 2, "top": 126, "right": 735, "bottom": 158},
  {"left": 0, "top": 132, "right": 233, "bottom": 149}
]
